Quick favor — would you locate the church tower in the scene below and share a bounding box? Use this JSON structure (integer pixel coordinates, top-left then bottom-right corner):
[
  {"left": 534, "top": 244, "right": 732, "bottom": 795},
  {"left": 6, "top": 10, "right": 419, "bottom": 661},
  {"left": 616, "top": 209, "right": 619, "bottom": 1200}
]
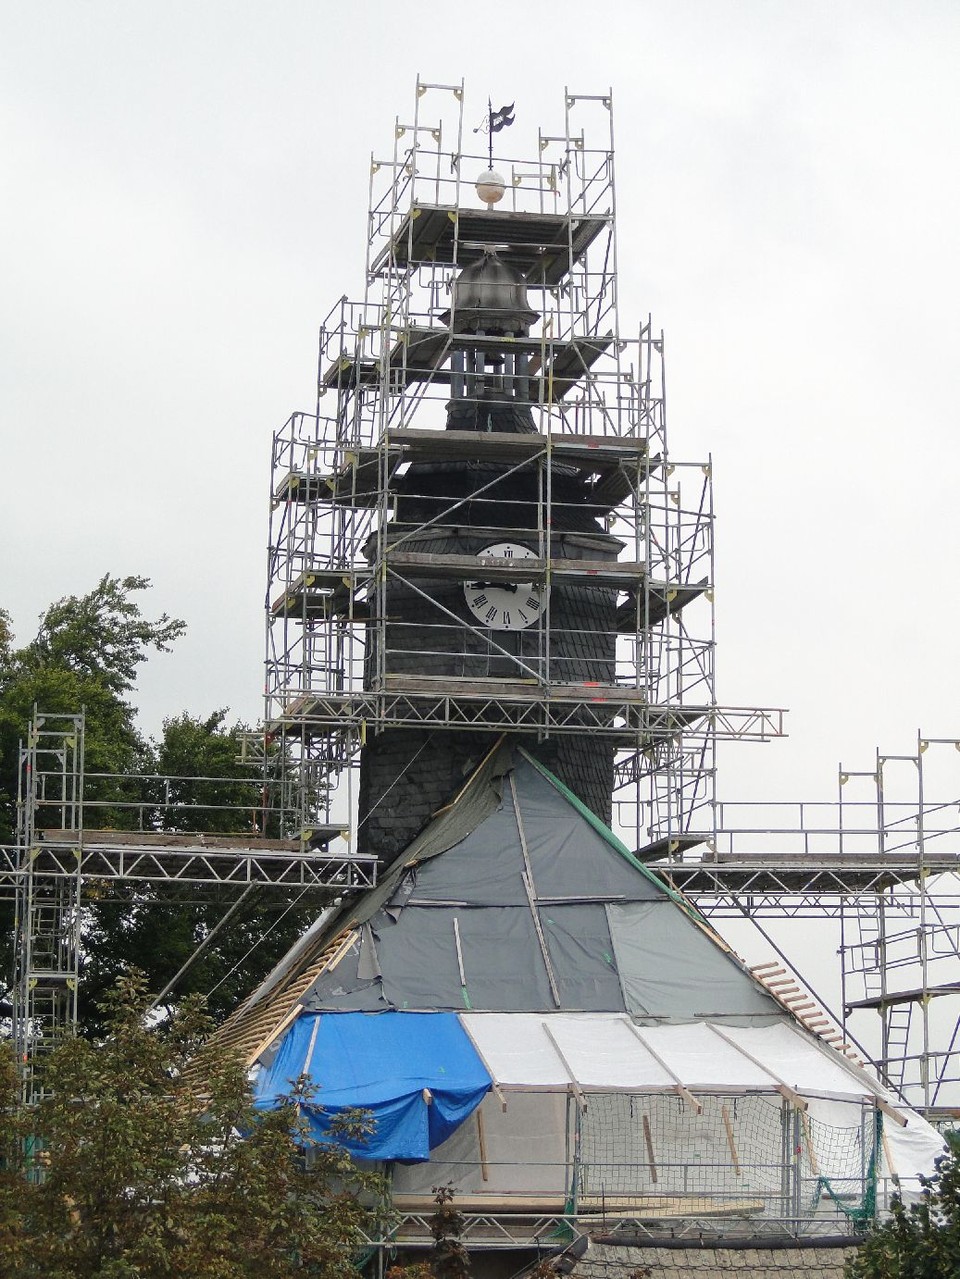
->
[
  {"left": 356, "top": 241, "right": 623, "bottom": 861},
  {"left": 266, "top": 81, "right": 729, "bottom": 871}
]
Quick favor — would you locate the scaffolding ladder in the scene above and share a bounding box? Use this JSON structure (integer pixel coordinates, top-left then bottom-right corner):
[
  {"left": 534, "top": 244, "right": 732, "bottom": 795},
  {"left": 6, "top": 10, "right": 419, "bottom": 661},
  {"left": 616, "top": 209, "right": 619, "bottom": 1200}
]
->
[{"left": 13, "top": 709, "right": 85, "bottom": 1102}]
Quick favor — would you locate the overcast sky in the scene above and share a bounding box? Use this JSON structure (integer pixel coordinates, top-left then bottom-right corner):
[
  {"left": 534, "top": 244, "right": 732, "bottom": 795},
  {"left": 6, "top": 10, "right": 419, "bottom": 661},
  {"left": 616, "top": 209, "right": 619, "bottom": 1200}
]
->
[
  {"left": 3, "top": 2, "right": 958, "bottom": 809},
  {"left": 4, "top": 2, "right": 960, "bottom": 1062}
]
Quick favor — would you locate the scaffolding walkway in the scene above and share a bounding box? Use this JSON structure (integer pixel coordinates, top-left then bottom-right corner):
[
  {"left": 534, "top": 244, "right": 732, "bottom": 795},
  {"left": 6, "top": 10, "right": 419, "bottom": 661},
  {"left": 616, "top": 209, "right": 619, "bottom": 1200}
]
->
[{"left": 6, "top": 708, "right": 376, "bottom": 1100}]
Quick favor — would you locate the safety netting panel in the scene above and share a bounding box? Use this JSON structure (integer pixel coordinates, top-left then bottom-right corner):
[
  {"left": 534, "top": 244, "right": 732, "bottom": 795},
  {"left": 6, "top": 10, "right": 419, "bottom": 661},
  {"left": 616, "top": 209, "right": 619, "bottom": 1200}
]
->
[
  {"left": 576, "top": 1092, "right": 877, "bottom": 1225},
  {"left": 799, "top": 1102, "right": 879, "bottom": 1226}
]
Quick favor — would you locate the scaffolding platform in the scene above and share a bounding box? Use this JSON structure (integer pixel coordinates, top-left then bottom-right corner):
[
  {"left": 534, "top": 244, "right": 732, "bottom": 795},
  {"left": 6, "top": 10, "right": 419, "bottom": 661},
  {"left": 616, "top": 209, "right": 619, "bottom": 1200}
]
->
[
  {"left": 635, "top": 832, "right": 709, "bottom": 861},
  {"left": 8, "top": 829, "right": 374, "bottom": 891},
  {"left": 617, "top": 581, "right": 708, "bottom": 630},
  {"left": 273, "top": 560, "right": 702, "bottom": 632},
  {"left": 273, "top": 691, "right": 781, "bottom": 744},
  {"left": 844, "top": 983, "right": 960, "bottom": 1012},
  {"left": 274, "top": 426, "right": 652, "bottom": 511},
  {"left": 369, "top": 203, "right": 609, "bottom": 283},
  {"left": 657, "top": 850, "right": 960, "bottom": 897}
]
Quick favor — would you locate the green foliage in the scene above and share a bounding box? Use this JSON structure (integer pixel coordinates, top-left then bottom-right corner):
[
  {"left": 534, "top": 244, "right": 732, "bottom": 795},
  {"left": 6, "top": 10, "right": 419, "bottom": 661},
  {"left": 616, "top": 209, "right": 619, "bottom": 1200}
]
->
[
  {"left": 0, "top": 575, "right": 184, "bottom": 843},
  {"left": 1, "top": 577, "right": 318, "bottom": 1031},
  {"left": 27, "top": 575, "right": 185, "bottom": 699},
  {"left": 0, "top": 578, "right": 187, "bottom": 1011},
  {"left": 845, "top": 1131, "right": 960, "bottom": 1279},
  {"left": 153, "top": 710, "right": 264, "bottom": 834},
  {"left": 79, "top": 709, "right": 320, "bottom": 1029},
  {"left": 76, "top": 707, "right": 263, "bottom": 1021},
  {"left": 0, "top": 972, "right": 380, "bottom": 1278},
  {"left": 80, "top": 878, "right": 322, "bottom": 1032},
  {"left": 426, "top": 1186, "right": 471, "bottom": 1279}
]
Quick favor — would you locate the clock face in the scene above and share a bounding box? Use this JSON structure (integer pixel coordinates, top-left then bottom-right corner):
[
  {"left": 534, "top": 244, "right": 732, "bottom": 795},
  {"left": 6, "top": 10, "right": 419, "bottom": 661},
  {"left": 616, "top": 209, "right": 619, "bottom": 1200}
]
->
[{"left": 464, "top": 542, "right": 544, "bottom": 631}]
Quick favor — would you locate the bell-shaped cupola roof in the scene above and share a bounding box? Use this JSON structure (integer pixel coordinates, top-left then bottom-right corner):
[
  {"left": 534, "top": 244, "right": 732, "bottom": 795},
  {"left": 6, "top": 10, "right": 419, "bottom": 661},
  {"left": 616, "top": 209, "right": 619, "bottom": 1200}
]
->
[{"left": 441, "top": 248, "right": 539, "bottom": 336}]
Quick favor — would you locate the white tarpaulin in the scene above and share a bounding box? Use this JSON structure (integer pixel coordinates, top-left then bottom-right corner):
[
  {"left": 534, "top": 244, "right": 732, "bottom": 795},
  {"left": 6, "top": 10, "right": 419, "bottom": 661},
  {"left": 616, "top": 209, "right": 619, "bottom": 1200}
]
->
[
  {"left": 462, "top": 1013, "right": 868, "bottom": 1096},
  {"left": 459, "top": 1012, "right": 946, "bottom": 1185}
]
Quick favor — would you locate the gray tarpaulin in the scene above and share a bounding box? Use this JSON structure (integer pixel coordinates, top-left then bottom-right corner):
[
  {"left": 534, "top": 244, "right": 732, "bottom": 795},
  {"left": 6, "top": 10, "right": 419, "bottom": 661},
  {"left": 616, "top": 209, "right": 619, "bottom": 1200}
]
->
[
  {"left": 301, "top": 936, "right": 386, "bottom": 1012},
  {"left": 513, "top": 763, "right": 662, "bottom": 902},
  {"left": 378, "top": 906, "right": 558, "bottom": 1011},
  {"left": 407, "top": 800, "right": 530, "bottom": 906},
  {"left": 606, "top": 901, "right": 779, "bottom": 1019},
  {"left": 541, "top": 904, "right": 624, "bottom": 1010},
  {"left": 402, "top": 757, "right": 661, "bottom": 907},
  {"left": 283, "top": 743, "right": 777, "bottom": 1020}
]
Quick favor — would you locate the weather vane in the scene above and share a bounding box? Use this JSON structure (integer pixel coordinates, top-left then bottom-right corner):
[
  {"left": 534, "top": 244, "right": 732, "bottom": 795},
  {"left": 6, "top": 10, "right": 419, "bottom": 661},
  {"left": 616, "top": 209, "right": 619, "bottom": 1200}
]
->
[{"left": 474, "top": 98, "right": 516, "bottom": 167}]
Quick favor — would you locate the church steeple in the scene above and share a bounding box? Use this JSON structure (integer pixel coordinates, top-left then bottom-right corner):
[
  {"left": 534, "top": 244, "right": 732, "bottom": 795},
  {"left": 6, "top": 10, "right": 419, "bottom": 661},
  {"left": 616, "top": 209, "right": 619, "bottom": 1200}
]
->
[{"left": 266, "top": 81, "right": 717, "bottom": 878}]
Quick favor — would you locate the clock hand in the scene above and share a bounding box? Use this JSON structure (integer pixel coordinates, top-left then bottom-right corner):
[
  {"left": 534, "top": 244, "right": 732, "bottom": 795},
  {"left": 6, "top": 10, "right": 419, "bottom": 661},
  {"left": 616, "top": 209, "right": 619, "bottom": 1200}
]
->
[{"left": 467, "top": 580, "right": 520, "bottom": 594}]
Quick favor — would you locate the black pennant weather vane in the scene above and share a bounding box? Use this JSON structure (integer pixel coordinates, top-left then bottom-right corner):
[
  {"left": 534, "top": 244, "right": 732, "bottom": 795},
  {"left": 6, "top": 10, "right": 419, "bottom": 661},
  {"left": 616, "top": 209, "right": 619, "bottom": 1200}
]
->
[{"left": 474, "top": 99, "right": 516, "bottom": 166}]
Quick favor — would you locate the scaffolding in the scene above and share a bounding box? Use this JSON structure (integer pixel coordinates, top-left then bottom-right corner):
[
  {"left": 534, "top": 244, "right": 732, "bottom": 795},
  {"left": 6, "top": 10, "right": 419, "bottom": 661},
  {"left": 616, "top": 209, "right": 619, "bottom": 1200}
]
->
[
  {"left": 6, "top": 707, "right": 377, "bottom": 1100},
  {"left": 265, "top": 79, "right": 784, "bottom": 858},
  {"left": 12, "top": 712, "right": 84, "bottom": 1101},
  {"left": 837, "top": 736, "right": 960, "bottom": 1116},
  {"left": 10, "top": 84, "right": 957, "bottom": 1141},
  {"left": 638, "top": 732, "right": 960, "bottom": 1118}
]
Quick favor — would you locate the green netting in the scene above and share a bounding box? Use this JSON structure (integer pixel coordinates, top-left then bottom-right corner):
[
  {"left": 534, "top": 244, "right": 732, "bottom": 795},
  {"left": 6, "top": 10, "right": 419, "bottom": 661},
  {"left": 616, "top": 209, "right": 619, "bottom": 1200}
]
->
[{"left": 808, "top": 1112, "right": 879, "bottom": 1226}]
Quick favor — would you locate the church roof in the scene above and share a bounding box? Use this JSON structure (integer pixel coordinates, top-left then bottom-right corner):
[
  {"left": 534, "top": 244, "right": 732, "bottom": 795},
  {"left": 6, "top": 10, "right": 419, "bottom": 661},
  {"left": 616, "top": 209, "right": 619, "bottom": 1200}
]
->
[
  {"left": 213, "top": 741, "right": 944, "bottom": 1174},
  {"left": 211, "top": 740, "right": 785, "bottom": 1065}
]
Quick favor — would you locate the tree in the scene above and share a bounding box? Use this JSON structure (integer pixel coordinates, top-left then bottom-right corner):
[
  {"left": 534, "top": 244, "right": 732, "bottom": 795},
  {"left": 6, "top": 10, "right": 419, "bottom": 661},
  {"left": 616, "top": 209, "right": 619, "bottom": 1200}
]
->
[
  {"left": 1, "top": 578, "right": 323, "bottom": 1033},
  {"left": 79, "top": 709, "right": 322, "bottom": 1030},
  {"left": 846, "top": 1132, "right": 960, "bottom": 1278},
  {"left": 0, "top": 971, "right": 381, "bottom": 1278},
  {"left": 0, "top": 575, "right": 185, "bottom": 843},
  {"left": 0, "top": 577, "right": 186, "bottom": 1010},
  {"left": 153, "top": 709, "right": 266, "bottom": 834}
]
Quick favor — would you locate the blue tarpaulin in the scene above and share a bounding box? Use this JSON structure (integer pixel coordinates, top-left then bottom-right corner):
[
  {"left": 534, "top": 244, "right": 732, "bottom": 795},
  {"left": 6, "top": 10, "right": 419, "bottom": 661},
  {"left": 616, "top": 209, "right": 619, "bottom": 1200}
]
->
[{"left": 253, "top": 1011, "right": 491, "bottom": 1161}]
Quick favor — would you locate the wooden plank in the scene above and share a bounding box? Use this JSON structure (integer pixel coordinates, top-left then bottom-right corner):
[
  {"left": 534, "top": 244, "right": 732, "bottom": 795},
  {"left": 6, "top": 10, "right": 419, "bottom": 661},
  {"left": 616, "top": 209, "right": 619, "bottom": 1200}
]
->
[
  {"left": 385, "top": 549, "right": 645, "bottom": 589},
  {"left": 800, "top": 1110, "right": 820, "bottom": 1176},
  {"left": 390, "top": 1192, "right": 767, "bottom": 1218},
  {"left": 225, "top": 929, "right": 358, "bottom": 1068},
  {"left": 706, "top": 1024, "right": 808, "bottom": 1112},
  {"left": 249, "top": 1002, "right": 304, "bottom": 1068},
  {"left": 642, "top": 1114, "right": 658, "bottom": 1184},
  {"left": 877, "top": 1098, "right": 909, "bottom": 1128},
  {"left": 458, "top": 1021, "right": 508, "bottom": 1110},
  {"left": 511, "top": 774, "right": 561, "bottom": 1008},
  {"left": 721, "top": 1104, "right": 741, "bottom": 1176},
  {"left": 626, "top": 1023, "right": 702, "bottom": 1115},
  {"left": 381, "top": 673, "right": 650, "bottom": 703},
  {"left": 476, "top": 1110, "right": 489, "bottom": 1183},
  {"left": 541, "top": 1023, "right": 586, "bottom": 1110},
  {"left": 881, "top": 1126, "right": 897, "bottom": 1175}
]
